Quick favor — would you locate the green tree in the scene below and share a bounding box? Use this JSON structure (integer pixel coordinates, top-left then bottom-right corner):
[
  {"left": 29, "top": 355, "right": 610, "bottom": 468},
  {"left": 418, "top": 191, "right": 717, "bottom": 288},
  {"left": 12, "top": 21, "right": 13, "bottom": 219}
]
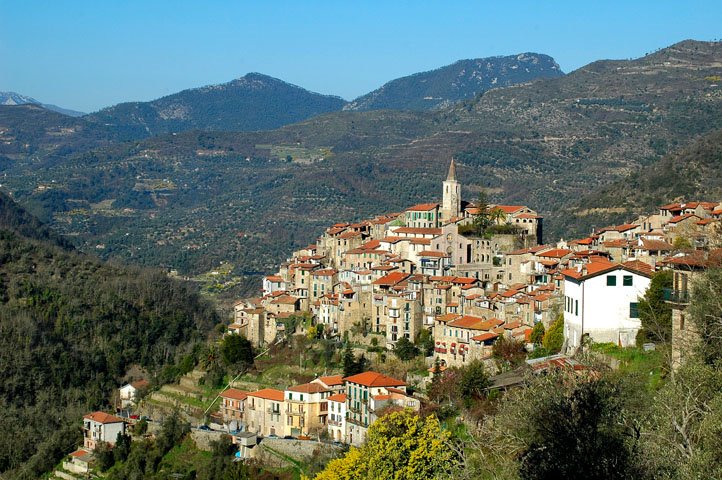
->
[
  {"left": 458, "top": 359, "right": 490, "bottom": 402},
  {"left": 220, "top": 334, "right": 254, "bottom": 369},
  {"left": 95, "top": 441, "right": 115, "bottom": 472},
  {"left": 530, "top": 322, "right": 545, "bottom": 345},
  {"left": 519, "top": 378, "right": 639, "bottom": 480},
  {"left": 314, "top": 410, "right": 455, "bottom": 479},
  {"left": 638, "top": 270, "right": 673, "bottom": 344},
  {"left": 542, "top": 315, "right": 564, "bottom": 353},
  {"left": 394, "top": 336, "right": 419, "bottom": 361},
  {"left": 689, "top": 268, "right": 722, "bottom": 365},
  {"left": 416, "top": 328, "right": 435, "bottom": 357},
  {"left": 114, "top": 432, "right": 132, "bottom": 464},
  {"left": 472, "top": 190, "right": 492, "bottom": 235}
]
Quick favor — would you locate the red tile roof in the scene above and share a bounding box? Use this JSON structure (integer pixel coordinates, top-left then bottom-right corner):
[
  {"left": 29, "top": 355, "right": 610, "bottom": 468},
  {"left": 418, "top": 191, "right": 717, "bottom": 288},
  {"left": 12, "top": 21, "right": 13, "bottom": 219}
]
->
[
  {"left": 344, "top": 371, "right": 406, "bottom": 387},
  {"left": 316, "top": 375, "right": 344, "bottom": 387},
  {"left": 84, "top": 412, "right": 124, "bottom": 424},
  {"left": 537, "top": 248, "right": 572, "bottom": 258},
  {"left": 472, "top": 332, "right": 499, "bottom": 342},
  {"left": 327, "top": 393, "right": 347, "bottom": 403},
  {"left": 373, "top": 272, "right": 410, "bottom": 286},
  {"left": 287, "top": 383, "right": 330, "bottom": 394},
  {"left": 220, "top": 388, "right": 249, "bottom": 401},
  {"left": 494, "top": 205, "right": 525, "bottom": 214},
  {"left": 418, "top": 250, "right": 449, "bottom": 257},
  {"left": 248, "top": 388, "right": 285, "bottom": 402},
  {"left": 406, "top": 202, "right": 439, "bottom": 212}
]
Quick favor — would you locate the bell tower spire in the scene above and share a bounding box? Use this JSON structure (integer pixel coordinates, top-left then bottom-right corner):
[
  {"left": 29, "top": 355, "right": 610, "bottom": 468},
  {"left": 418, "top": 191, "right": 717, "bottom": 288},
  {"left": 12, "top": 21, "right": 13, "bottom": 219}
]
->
[
  {"left": 442, "top": 158, "right": 461, "bottom": 221},
  {"left": 446, "top": 157, "right": 457, "bottom": 182}
]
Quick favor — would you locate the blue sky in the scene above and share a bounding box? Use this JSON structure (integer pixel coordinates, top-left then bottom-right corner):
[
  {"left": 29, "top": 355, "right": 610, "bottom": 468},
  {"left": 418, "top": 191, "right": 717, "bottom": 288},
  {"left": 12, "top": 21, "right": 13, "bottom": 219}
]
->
[{"left": 1, "top": 1, "right": 721, "bottom": 113}]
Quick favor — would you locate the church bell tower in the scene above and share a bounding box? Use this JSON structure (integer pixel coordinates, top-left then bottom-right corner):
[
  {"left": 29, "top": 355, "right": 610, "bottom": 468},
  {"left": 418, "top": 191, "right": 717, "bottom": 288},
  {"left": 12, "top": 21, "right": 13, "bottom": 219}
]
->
[{"left": 442, "top": 158, "right": 461, "bottom": 221}]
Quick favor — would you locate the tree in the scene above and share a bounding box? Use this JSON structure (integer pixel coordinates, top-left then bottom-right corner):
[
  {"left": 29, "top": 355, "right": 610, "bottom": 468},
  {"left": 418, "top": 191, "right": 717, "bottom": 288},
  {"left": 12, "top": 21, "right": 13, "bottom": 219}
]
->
[
  {"left": 416, "top": 328, "right": 435, "bottom": 357},
  {"left": 114, "top": 432, "right": 132, "bottom": 464},
  {"left": 220, "top": 334, "right": 254, "bottom": 369},
  {"left": 458, "top": 359, "right": 490, "bottom": 402},
  {"left": 689, "top": 268, "right": 722, "bottom": 365},
  {"left": 638, "top": 270, "right": 673, "bottom": 344},
  {"left": 472, "top": 190, "right": 492, "bottom": 236},
  {"left": 530, "top": 322, "right": 545, "bottom": 345},
  {"left": 394, "top": 336, "right": 419, "bottom": 361},
  {"left": 542, "top": 315, "right": 564, "bottom": 353},
  {"left": 95, "top": 441, "right": 115, "bottom": 472},
  {"left": 492, "top": 335, "right": 526, "bottom": 372},
  {"left": 314, "top": 410, "right": 456, "bottom": 480},
  {"left": 342, "top": 344, "right": 368, "bottom": 377},
  {"left": 518, "top": 378, "right": 639, "bottom": 480}
]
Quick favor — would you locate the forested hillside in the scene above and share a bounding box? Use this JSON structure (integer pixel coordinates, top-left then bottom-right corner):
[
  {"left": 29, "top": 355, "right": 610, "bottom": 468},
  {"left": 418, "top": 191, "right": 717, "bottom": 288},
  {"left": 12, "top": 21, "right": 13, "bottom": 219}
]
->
[
  {"left": 0, "top": 193, "right": 219, "bottom": 479},
  {"left": 83, "top": 73, "right": 347, "bottom": 135},
  {"left": 345, "top": 53, "right": 563, "bottom": 111}
]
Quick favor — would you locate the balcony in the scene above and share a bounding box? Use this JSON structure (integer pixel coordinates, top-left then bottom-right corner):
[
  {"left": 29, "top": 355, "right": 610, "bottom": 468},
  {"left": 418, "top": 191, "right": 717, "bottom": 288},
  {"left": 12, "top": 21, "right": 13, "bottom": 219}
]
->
[{"left": 663, "top": 288, "right": 690, "bottom": 304}]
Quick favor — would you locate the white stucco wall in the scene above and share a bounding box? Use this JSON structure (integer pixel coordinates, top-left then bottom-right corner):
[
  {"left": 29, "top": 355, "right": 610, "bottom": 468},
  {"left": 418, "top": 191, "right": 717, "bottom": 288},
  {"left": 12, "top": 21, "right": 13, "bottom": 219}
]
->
[{"left": 564, "top": 269, "right": 650, "bottom": 349}]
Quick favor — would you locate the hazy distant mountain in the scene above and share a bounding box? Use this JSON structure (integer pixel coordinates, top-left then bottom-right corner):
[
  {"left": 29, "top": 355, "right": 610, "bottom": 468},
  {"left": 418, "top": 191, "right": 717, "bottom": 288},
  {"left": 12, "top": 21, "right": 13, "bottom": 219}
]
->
[
  {"left": 344, "top": 53, "right": 564, "bottom": 111},
  {"left": 0, "top": 91, "right": 86, "bottom": 117},
  {"left": 83, "top": 73, "right": 347, "bottom": 135}
]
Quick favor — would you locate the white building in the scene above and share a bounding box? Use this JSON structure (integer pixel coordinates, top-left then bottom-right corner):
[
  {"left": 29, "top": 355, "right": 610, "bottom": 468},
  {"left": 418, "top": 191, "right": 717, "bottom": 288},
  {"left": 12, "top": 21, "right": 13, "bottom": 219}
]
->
[
  {"left": 83, "top": 412, "right": 126, "bottom": 450},
  {"left": 327, "top": 393, "right": 347, "bottom": 443},
  {"left": 561, "top": 259, "right": 652, "bottom": 349},
  {"left": 119, "top": 379, "right": 149, "bottom": 408}
]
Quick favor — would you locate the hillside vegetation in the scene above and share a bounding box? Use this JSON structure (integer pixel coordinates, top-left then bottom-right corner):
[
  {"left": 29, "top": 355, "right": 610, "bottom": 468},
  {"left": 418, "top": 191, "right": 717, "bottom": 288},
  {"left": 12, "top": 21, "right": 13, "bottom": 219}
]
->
[
  {"left": 345, "top": 53, "right": 563, "bottom": 111},
  {"left": 0, "top": 193, "right": 219, "bottom": 479},
  {"left": 83, "top": 73, "right": 347, "bottom": 135}
]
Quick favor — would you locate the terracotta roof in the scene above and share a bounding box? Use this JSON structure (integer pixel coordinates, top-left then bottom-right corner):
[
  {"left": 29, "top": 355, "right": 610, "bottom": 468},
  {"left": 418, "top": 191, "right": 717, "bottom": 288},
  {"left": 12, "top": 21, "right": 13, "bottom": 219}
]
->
[
  {"left": 493, "top": 205, "right": 525, "bottom": 214},
  {"left": 406, "top": 202, "right": 439, "bottom": 212},
  {"left": 448, "top": 315, "right": 487, "bottom": 330},
  {"left": 537, "top": 248, "right": 572, "bottom": 258},
  {"left": 622, "top": 260, "right": 654, "bottom": 276},
  {"left": 265, "top": 275, "right": 285, "bottom": 283},
  {"left": 130, "top": 379, "right": 149, "bottom": 389},
  {"left": 515, "top": 213, "right": 541, "bottom": 219},
  {"left": 344, "top": 371, "right": 406, "bottom": 387},
  {"left": 69, "top": 449, "right": 91, "bottom": 458},
  {"left": 668, "top": 213, "right": 700, "bottom": 224},
  {"left": 271, "top": 295, "right": 299, "bottom": 305},
  {"left": 472, "top": 332, "right": 499, "bottom": 342},
  {"left": 435, "top": 313, "right": 461, "bottom": 323},
  {"left": 84, "top": 412, "right": 124, "bottom": 424},
  {"left": 220, "top": 388, "right": 249, "bottom": 401},
  {"left": 248, "top": 388, "right": 285, "bottom": 402},
  {"left": 373, "top": 272, "right": 410, "bottom": 286},
  {"left": 327, "top": 393, "right": 347, "bottom": 403},
  {"left": 287, "top": 383, "right": 330, "bottom": 394},
  {"left": 452, "top": 276, "right": 478, "bottom": 285},
  {"left": 418, "top": 250, "right": 449, "bottom": 257},
  {"left": 316, "top": 375, "right": 344, "bottom": 387}
]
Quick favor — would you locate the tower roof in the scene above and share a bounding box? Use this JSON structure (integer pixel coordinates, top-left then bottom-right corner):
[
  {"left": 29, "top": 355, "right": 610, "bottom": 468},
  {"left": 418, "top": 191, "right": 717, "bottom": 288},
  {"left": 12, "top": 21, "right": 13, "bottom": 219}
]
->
[{"left": 446, "top": 158, "right": 457, "bottom": 182}]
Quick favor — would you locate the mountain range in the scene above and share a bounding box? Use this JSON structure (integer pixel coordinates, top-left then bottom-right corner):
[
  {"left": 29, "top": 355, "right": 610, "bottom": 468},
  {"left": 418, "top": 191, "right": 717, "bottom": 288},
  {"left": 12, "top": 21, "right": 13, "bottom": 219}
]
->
[
  {"left": 0, "top": 91, "right": 85, "bottom": 117},
  {"left": 1, "top": 40, "right": 721, "bottom": 293},
  {"left": 344, "top": 53, "right": 563, "bottom": 111}
]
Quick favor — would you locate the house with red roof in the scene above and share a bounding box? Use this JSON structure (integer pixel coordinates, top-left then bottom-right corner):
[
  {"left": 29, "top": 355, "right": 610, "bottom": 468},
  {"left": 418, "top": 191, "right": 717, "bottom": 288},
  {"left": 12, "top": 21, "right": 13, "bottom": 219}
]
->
[
  {"left": 343, "top": 371, "right": 417, "bottom": 446},
  {"left": 326, "top": 393, "right": 348, "bottom": 443},
  {"left": 283, "top": 382, "right": 333, "bottom": 437},
  {"left": 245, "top": 389, "right": 286, "bottom": 437},
  {"left": 561, "top": 258, "right": 652, "bottom": 350},
  {"left": 82, "top": 412, "right": 125, "bottom": 450},
  {"left": 220, "top": 388, "right": 249, "bottom": 431},
  {"left": 405, "top": 202, "right": 441, "bottom": 229}
]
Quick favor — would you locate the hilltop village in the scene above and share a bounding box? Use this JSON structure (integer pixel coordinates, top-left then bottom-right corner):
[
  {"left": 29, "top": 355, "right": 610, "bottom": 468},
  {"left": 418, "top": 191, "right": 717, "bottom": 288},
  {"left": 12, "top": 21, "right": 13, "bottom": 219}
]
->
[
  {"left": 210, "top": 159, "right": 721, "bottom": 445},
  {"left": 66, "top": 160, "right": 722, "bottom": 474}
]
